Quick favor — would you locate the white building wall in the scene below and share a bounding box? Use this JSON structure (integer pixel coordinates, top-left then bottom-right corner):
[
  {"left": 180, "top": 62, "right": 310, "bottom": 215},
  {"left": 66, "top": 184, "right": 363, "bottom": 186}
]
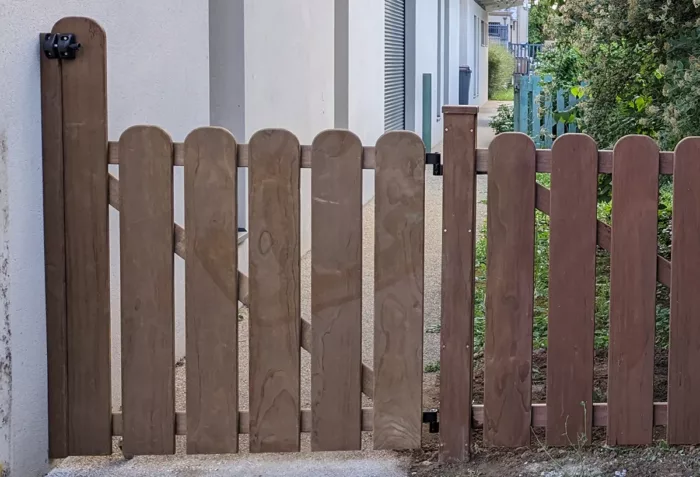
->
[
  {"left": 409, "top": 0, "right": 461, "bottom": 149},
  {"left": 460, "top": 0, "right": 489, "bottom": 106},
  {"left": 0, "top": 1, "right": 210, "bottom": 475},
  {"left": 516, "top": 6, "right": 529, "bottom": 44},
  {"left": 347, "top": 0, "right": 383, "bottom": 204}
]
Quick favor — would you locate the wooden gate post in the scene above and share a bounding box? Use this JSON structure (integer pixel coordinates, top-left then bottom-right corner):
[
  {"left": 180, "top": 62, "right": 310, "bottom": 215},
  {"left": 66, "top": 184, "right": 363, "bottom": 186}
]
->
[
  {"left": 42, "top": 17, "right": 111, "bottom": 456},
  {"left": 440, "top": 105, "right": 478, "bottom": 463}
]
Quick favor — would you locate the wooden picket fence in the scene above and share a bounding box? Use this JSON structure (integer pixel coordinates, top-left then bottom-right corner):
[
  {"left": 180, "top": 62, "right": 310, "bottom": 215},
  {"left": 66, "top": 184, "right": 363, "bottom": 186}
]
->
[
  {"left": 42, "top": 16, "right": 700, "bottom": 465},
  {"left": 514, "top": 74, "right": 581, "bottom": 147}
]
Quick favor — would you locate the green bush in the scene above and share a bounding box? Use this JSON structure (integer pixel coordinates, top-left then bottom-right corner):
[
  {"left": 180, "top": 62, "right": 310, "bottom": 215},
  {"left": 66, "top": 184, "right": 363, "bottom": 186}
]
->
[
  {"left": 488, "top": 44, "right": 514, "bottom": 99},
  {"left": 489, "top": 104, "right": 514, "bottom": 135}
]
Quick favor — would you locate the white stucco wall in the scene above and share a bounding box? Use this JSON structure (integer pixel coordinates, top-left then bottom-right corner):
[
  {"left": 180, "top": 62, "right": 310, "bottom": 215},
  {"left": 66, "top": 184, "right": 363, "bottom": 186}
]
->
[
  {"left": 460, "top": 0, "right": 489, "bottom": 106},
  {"left": 410, "top": 0, "right": 467, "bottom": 148},
  {"left": 516, "top": 6, "right": 529, "bottom": 44},
  {"left": 0, "top": 1, "right": 209, "bottom": 475},
  {"left": 348, "top": 0, "right": 383, "bottom": 205}
]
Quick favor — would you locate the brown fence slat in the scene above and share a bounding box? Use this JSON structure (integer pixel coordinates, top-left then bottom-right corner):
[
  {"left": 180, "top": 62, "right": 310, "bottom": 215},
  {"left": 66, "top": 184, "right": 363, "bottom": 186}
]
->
[
  {"left": 120, "top": 126, "right": 175, "bottom": 455},
  {"left": 484, "top": 133, "right": 536, "bottom": 447},
  {"left": 55, "top": 16, "right": 112, "bottom": 455},
  {"left": 249, "top": 129, "right": 301, "bottom": 453},
  {"left": 668, "top": 137, "right": 700, "bottom": 444},
  {"left": 41, "top": 29, "right": 68, "bottom": 458},
  {"left": 607, "top": 135, "right": 659, "bottom": 446},
  {"left": 440, "top": 106, "right": 479, "bottom": 462},
  {"left": 310, "top": 130, "right": 363, "bottom": 451},
  {"left": 373, "top": 131, "right": 425, "bottom": 450},
  {"left": 546, "top": 134, "right": 598, "bottom": 446},
  {"left": 184, "top": 128, "right": 239, "bottom": 454}
]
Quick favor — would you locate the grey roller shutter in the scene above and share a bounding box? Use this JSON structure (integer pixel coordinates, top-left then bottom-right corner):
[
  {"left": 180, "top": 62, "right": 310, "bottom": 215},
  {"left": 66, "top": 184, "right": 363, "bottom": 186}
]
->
[{"left": 385, "top": 0, "right": 405, "bottom": 131}]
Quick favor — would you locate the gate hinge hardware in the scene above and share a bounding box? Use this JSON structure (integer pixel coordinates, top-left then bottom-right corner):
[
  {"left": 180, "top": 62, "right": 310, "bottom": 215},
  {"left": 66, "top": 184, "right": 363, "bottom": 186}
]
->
[
  {"left": 423, "top": 409, "right": 439, "bottom": 433},
  {"left": 425, "top": 153, "right": 443, "bottom": 176},
  {"left": 42, "top": 33, "right": 80, "bottom": 60}
]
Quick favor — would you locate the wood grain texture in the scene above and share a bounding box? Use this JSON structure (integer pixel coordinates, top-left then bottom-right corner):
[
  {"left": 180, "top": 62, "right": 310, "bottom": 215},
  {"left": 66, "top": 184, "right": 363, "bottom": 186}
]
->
[
  {"left": 41, "top": 30, "right": 68, "bottom": 459},
  {"left": 373, "top": 131, "right": 425, "bottom": 450},
  {"left": 607, "top": 135, "right": 659, "bottom": 446},
  {"left": 546, "top": 135, "right": 598, "bottom": 446},
  {"left": 55, "top": 17, "right": 112, "bottom": 455},
  {"left": 106, "top": 174, "right": 377, "bottom": 402},
  {"left": 668, "top": 138, "right": 700, "bottom": 444},
  {"left": 310, "top": 131, "right": 363, "bottom": 451},
  {"left": 119, "top": 126, "right": 175, "bottom": 455},
  {"left": 184, "top": 128, "right": 238, "bottom": 454},
  {"left": 249, "top": 129, "right": 301, "bottom": 453},
  {"left": 440, "top": 108, "right": 478, "bottom": 462},
  {"left": 474, "top": 149, "right": 673, "bottom": 175},
  {"left": 484, "top": 133, "right": 536, "bottom": 447}
]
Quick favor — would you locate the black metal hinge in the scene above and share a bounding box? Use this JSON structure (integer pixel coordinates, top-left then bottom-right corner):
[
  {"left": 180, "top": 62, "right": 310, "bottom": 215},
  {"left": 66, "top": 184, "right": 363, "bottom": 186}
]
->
[
  {"left": 42, "top": 33, "right": 81, "bottom": 60},
  {"left": 423, "top": 409, "right": 439, "bottom": 433},
  {"left": 425, "top": 153, "right": 443, "bottom": 176}
]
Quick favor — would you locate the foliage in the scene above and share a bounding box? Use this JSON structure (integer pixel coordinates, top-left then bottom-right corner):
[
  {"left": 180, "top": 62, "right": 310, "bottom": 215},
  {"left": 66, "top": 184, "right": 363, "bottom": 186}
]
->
[
  {"left": 529, "top": 0, "right": 564, "bottom": 44},
  {"left": 489, "top": 104, "right": 514, "bottom": 134},
  {"left": 540, "top": 0, "right": 700, "bottom": 150},
  {"left": 488, "top": 44, "right": 515, "bottom": 98},
  {"left": 491, "top": 87, "right": 515, "bottom": 101}
]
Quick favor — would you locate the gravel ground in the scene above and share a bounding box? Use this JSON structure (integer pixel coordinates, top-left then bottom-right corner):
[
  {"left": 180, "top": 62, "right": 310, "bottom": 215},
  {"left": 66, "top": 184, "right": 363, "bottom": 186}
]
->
[{"left": 48, "top": 102, "right": 503, "bottom": 477}]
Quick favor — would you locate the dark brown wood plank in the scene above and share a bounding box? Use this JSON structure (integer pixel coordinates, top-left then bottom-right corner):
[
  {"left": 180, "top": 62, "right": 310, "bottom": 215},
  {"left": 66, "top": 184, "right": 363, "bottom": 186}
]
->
[
  {"left": 607, "top": 135, "right": 659, "bottom": 446},
  {"left": 475, "top": 149, "right": 673, "bottom": 175},
  {"left": 119, "top": 126, "right": 175, "bottom": 455},
  {"left": 41, "top": 30, "right": 68, "bottom": 459},
  {"left": 55, "top": 17, "right": 112, "bottom": 455},
  {"left": 440, "top": 107, "right": 478, "bottom": 462},
  {"left": 184, "top": 127, "right": 238, "bottom": 454},
  {"left": 546, "top": 134, "right": 598, "bottom": 446},
  {"left": 373, "top": 131, "right": 425, "bottom": 450},
  {"left": 668, "top": 137, "right": 700, "bottom": 444},
  {"left": 310, "top": 130, "right": 363, "bottom": 451},
  {"left": 249, "top": 129, "right": 301, "bottom": 453},
  {"left": 484, "top": 133, "right": 536, "bottom": 447}
]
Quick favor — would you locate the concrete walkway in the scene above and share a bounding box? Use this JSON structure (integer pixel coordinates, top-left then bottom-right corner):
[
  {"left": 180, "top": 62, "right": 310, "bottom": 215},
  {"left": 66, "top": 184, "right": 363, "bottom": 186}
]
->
[{"left": 48, "top": 101, "right": 505, "bottom": 477}]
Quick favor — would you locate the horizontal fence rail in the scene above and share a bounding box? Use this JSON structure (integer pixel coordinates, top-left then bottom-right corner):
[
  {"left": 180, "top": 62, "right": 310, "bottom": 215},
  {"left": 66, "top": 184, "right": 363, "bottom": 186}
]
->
[{"left": 106, "top": 142, "right": 679, "bottom": 175}]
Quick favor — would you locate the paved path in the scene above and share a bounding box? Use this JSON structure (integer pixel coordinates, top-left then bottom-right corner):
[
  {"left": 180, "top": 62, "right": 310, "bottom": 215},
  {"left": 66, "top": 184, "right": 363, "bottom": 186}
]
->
[{"left": 48, "top": 101, "right": 506, "bottom": 477}]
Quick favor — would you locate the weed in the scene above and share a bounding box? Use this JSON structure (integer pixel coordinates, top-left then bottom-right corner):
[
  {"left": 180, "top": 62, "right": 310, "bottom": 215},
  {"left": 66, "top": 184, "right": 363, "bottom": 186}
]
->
[{"left": 424, "top": 361, "right": 440, "bottom": 373}]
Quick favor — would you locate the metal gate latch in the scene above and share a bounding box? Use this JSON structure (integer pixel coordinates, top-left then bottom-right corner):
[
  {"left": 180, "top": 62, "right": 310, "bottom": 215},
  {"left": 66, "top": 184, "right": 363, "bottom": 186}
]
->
[
  {"left": 425, "top": 153, "right": 443, "bottom": 176},
  {"left": 423, "top": 409, "right": 440, "bottom": 433},
  {"left": 42, "top": 33, "right": 80, "bottom": 60}
]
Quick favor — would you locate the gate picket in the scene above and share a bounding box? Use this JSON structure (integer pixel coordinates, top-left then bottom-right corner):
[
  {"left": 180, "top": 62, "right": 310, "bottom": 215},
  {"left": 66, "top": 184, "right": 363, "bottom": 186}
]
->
[
  {"left": 119, "top": 126, "right": 175, "bottom": 455},
  {"left": 249, "top": 129, "right": 301, "bottom": 453},
  {"left": 484, "top": 133, "right": 536, "bottom": 447},
  {"left": 184, "top": 128, "right": 239, "bottom": 454},
  {"left": 55, "top": 16, "right": 112, "bottom": 455},
  {"left": 607, "top": 136, "right": 659, "bottom": 446},
  {"left": 668, "top": 138, "right": 700, "bottom": 444},
  {"left": 310, "top": 131, "right": 363, "bottom": 451},
  {"left": 373, "top": 132, "right": 425, "bottom": 450},
  {"left": 546, "top": 134, "right": 598, "bottom": 446}
]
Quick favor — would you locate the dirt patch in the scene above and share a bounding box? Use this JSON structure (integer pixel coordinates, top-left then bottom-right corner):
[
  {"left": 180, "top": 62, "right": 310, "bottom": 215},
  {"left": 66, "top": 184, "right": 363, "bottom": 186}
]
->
[{"left": 414, "top": 348, "right": 682, "bottom": 476}]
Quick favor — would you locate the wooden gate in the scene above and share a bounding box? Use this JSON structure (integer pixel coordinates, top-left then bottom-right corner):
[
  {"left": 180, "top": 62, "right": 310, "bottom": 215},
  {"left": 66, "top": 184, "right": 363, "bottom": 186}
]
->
[{"left": 42, "top": 17, "right": 428, "bottom": 458}]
